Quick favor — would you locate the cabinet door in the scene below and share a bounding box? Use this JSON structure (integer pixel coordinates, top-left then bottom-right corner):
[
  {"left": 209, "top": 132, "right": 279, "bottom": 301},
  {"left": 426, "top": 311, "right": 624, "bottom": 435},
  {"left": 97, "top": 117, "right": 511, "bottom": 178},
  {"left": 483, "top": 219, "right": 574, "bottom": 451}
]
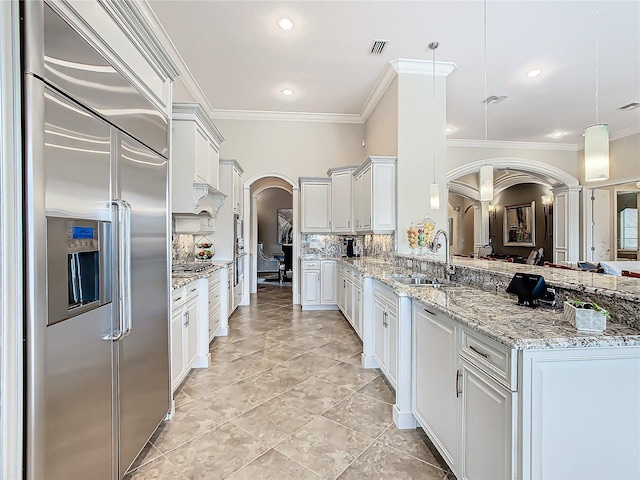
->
[
  {"left": 194, "top": 125, "right": 208, "bottom": 183},
  {"left": 353, "top": 283, "right": 362, "bottom": 337},
  {"left": 233, "top": 167, "right": 242, "bottom": 214},
  {"left": 331, "top": 171, "right": 352, "bottom": 232},
  {"left": 345, "top": 278, "right": 353, "bottom": 325},
  {"left": 356, "top": 167, "right": 372, "bottom": 231},
  {"left": 371, "top": 162, "right": 396, "bottom": 232},
  {"left": 320, "top": 261, "right": 336, "bottom": 304},
  {"left": 413, "top": 305, "right": 459, "bottom": 467},
  {"left": 209, "top": 307, "right": 220, "bottom": 341},
  {"left": 387, "top": 306, "right": 398, "bottom": 388},
  {"left": 302, "top": 269, "right": 320, "bottom": 305},
  {"left": 338, "top": 271, "right": 347, "bottom": 314},
  {"left": 207, "top": 141, "right": 219, "bottom": 188},
  {"left": 460, "top": 360, "right": 514, "bottom": 480},
  {"left": 184, "top": 298, "right": 198, "bottom": 368},
  {"left": 301, "top": 182, "right": 331, "bottom": 232},
  {"left": 170, "top": 308, "right": 184, "bottom": 391},
  {"left": 373, "top": 295, "right": 387, "bottom": 371}
]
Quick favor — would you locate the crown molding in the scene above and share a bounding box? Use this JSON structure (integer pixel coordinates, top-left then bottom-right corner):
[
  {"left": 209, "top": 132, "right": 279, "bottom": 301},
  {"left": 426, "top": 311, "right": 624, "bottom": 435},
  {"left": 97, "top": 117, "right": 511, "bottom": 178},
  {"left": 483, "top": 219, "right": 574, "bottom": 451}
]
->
[
  {"left": 610, "top": 124, "right": 640, "bottom": 141},
  {"left": 210, "top": 109, "right": 362, "bottom": 124},
  {"left": 360, "top": 59, "right": 457, "bottom": 123},
  {"left": 447, "top": 138, "right": 580, "bottom": 151},
  {"left": 173, "top": 102, "right": 225, "bottom": 145}
]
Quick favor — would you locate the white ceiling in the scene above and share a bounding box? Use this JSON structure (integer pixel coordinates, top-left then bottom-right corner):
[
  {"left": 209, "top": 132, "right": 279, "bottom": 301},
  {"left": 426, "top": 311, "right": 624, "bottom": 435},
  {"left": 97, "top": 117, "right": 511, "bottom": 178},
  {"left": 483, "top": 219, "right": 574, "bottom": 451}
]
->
[{"left": 148, "top": 1, "right": 640, "bottom": 145}]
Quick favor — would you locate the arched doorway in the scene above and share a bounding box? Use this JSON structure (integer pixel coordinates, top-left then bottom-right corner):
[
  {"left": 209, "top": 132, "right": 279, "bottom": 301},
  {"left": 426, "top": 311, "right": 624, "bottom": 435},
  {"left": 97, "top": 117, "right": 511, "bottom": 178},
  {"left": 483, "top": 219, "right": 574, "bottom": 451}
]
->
[
  {"left": 242, "top": 173, "right": 300, "bottom": 305},
  {"left": 448, "top": 158, "right": 581, "bottom": 263}
]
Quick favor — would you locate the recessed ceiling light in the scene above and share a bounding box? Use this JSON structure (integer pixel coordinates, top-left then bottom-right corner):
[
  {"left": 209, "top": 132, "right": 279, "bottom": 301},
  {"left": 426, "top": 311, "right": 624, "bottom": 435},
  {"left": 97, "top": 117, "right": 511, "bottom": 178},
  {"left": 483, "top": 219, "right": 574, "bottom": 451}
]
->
[
  {"left": 619, "top": 102, "right": 640, "bottom": 111},
  {"left": 281, "top": 89, "right": 293, "bottom": 96},
  {"left": 445, "top": 127, "right": 455, "bottom": 134},
  {"left": 549, "top": 131, "right": 567, "bottom": 139},
  {"left": 277, "top": 18, "right": 295, "bottom": 31},
  {"left": 526, "top": 69, "right": 543, "bottom": 78}
]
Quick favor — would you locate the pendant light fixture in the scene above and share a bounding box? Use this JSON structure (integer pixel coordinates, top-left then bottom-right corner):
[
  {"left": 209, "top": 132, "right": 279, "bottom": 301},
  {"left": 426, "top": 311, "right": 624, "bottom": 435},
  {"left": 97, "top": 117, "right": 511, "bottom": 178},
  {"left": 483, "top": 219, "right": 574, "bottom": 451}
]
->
[
  {"left": 584, "top": 0, "right": 609, "bottom": 182},
  {"left": 480, "top": 0, "right": 494, "bottom": 202},
  {"left": 428, "top": 41, "right": 440, "bottom": 211}
]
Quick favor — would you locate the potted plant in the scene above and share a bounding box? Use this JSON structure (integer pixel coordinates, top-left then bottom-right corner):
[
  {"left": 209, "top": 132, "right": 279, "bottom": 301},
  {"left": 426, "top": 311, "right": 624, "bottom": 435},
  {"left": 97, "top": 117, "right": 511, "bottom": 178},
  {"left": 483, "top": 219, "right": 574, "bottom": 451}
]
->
[{"left": 563, "top": 298, "right": 609, "bottom": 332}]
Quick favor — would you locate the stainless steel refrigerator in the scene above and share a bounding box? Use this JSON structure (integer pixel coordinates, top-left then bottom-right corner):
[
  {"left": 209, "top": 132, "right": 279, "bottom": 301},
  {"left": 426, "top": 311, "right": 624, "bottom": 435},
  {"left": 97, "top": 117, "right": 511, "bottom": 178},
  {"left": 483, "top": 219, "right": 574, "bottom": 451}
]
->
[{"left": 23, "top": 3, "right": 171, "bottom": 479}]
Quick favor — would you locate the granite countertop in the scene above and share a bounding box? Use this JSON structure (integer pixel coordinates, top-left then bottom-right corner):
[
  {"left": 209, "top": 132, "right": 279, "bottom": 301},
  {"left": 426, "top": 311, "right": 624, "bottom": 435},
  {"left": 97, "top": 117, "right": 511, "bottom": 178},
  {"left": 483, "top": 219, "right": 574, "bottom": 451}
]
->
[
  {"left": 171, "top": 261, "right": 232, "bottom": 290},
  {"left": 337, "top": 257, "right": 640, "bottom": 350}
]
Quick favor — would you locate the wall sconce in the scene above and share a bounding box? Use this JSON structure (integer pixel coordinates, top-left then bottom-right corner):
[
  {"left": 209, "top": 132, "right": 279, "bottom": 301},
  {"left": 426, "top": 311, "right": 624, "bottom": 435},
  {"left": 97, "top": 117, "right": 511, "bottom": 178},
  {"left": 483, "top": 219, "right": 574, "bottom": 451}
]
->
[
  {"left": 542, "top": 195, "right": 553, "bottom": 242},
  {"left": 488, "top": 203, "right": 496, "bottom": 219}
]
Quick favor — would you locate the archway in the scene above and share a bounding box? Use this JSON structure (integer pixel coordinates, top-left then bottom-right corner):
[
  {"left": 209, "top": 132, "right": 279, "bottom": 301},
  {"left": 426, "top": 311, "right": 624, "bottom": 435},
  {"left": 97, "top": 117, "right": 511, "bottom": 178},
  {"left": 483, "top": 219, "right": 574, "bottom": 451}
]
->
[
  {"left": 242, "top": 173, "right": 300, "bottom": 305},
  {"left": 448, "top": 158, "right": 581, "bottom": 263}
]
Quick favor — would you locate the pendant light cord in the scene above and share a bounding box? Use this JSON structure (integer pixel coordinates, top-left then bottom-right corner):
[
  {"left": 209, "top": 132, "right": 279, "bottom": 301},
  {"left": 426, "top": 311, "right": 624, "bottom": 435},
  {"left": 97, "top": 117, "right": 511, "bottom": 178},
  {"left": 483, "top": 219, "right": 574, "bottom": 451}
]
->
[
  {"left": 432, "top": 43, "right": 436, "bottom": 182},
  {"left": 595, "top": 0, "right": 600, "bottom": 125},
  {"left": 483, "top": 0, "right": 488, "bottom": 143}
]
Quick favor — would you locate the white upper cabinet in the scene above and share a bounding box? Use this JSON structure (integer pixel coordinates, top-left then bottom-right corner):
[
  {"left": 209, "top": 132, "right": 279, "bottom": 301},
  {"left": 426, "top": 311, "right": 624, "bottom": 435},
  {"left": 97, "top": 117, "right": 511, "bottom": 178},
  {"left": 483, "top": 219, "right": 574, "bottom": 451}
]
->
[
  {"left": 220, "top": 159, "right": 244, "bottom": 215},
  {"left": 328, "top": 166, "right": 357, "bottom": 234},
  {"left": 172, "top": 103, "right": 226, "bottom": 218},
  {"left": 353, "top": 156, "right": 397, "bottom": 234},
  {"left": 300, "top": 178, "right": 332, "bottom": 233}
]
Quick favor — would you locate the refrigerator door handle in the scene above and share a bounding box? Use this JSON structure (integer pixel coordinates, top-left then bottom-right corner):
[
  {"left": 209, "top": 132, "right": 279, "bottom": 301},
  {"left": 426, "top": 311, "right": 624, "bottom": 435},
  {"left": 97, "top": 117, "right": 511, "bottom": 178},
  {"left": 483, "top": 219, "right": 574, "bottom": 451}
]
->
[
  {"left": 108, "top": 199, "right": 129, "bottom": 341},
  {"left": 121, "top": 200, "right": 133, "bottom": 338}
]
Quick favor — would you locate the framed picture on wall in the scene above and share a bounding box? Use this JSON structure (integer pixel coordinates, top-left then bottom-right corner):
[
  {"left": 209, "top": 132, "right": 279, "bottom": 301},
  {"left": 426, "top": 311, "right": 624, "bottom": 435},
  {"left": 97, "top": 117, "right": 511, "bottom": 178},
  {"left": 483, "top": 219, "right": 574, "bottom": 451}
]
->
[
  {"left": 277, "top": 208, "right": 293, "bottom": 244},
  {"left": 503, "top": 201, "right": 536, "bottom": 247}
]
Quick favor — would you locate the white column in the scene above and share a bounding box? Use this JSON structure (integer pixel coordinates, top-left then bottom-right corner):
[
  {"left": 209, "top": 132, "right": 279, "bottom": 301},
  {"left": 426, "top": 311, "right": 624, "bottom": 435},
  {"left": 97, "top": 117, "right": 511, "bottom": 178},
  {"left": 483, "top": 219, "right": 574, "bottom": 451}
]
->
[
  {"left": 394, "top": 59, "right": 456, "bottom": 258},
  {"left": 553, "top": 186, "right": 582, "bottom": 263}
]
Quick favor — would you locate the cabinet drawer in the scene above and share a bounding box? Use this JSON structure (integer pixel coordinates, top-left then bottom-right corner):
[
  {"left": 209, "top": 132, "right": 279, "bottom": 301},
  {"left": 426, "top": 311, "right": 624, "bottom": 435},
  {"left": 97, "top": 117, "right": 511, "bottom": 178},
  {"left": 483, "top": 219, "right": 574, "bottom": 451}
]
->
[
  {"left": 302, "top": 261, "right": 320, "bottom": 270},
  {"left": 373, "top": 280, "right": 396, "bottom": 313},
  {"left": 461, "top": 328, "right": 516, "bottom": 390},
  {"left": 171, "top": 287, "right": 185, "bottom": 310},
  {"left": 185, "top": 282, "right": 199, "bottom": 301}
]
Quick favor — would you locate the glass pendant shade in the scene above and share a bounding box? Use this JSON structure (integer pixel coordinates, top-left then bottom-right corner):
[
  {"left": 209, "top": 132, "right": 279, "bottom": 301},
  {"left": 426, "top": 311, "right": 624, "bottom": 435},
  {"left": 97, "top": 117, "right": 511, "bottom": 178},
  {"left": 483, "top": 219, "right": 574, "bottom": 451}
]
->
[
  {"left": 430, "top": 183, "right": 440, "bottom": 210},
  {"left": 479, "top": 165, "right": 494, "bottom": 201},
  {"left": 584, "top": 124, "right": 609, "bottom": 182}
]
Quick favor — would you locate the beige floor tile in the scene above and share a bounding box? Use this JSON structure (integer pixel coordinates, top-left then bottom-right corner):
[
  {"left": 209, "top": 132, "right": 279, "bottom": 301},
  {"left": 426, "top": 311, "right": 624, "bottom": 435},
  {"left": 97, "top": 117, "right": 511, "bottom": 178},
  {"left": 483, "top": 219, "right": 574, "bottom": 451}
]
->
[
  {"left": 315, "top": 362, "right": 380, "bottom": 391},
  {"left": 150, "top": 397, "right": 227, "bottom": 453},
  {"left": 245, "top": 364, "right": 311, "bottom": 396},
  {"left": 165, "top": 422, "right": 269, "bottom": 480},
  {"left": 230, "top": 334, "right": 281, "bottom": 352},
  {"left": 173, "top": 389, "right": 193, "bottom": 408},
  {"left": 208, "top": 341, "right": 254, "bottom": 363},
  {"left": 212, "top": 350, "right": 277, "bottom": 379},
  {"left": 289, "top": 335, "right": 332, "bottom": 350},
  {"left": 336, "top": 441, "right": 451, "bottom": 480},
  {"left": 262, "top": 327, "right": 298, "bottom": 342},
  {"left": 334, "top": 331, "right": 363, "bottom": 348},
  {"left": 178, "top": 367, "right": 238, "bottom": 399},
  {"left": 251, "top": 342, "right": 305, "bottom": 363},
  {"left": 227, "top": 449, "right": 322, "bottom": 480},
  {"left": 278, "top": 352, "right": 341, "bottom": 375},
  {"left": 278, "top": 377, "right": 352, "bottom": 415},
  {"left": 199, "top": 380, "right": 275, "bottom": 421},
  {"left": 126, "top": 442, "right": 163, "bottom": 473},
  {"left": 310, "top": 341, "right": 362, "bottom": 361},
  {"left": 230, "top": 396, "right": 316, "bottom": 447},
  {"left": 356, "top": 375, "right": 396, "bottom": 404},
  {"left": 124, "top": 456, "right": 187, "bottom": 480},
  {"left": 323, "top": 392, "right": 392, "bottom": 439},
  {"left": 342, "top": 353, "right": 363, "bottom": 367},
  {"left": 377, "top": 424, "right": 443, "bottom": 467},
  {"left": 275, "top": 416, "right": 373, "bottom": 480}
]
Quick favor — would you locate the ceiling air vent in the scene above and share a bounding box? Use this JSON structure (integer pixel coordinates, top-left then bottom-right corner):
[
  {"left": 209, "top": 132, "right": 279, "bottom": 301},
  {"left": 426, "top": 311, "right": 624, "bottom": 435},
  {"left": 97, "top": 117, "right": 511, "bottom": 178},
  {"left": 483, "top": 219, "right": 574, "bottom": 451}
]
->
[
  {"left": 619, "top": 102, "right": 640, "bottom": 111},
  {"left": 369, "top": 40, "right": 389, "bottom": 55},
  {"left": 483, "top": 95, "right": 508, "bottom": 104}
]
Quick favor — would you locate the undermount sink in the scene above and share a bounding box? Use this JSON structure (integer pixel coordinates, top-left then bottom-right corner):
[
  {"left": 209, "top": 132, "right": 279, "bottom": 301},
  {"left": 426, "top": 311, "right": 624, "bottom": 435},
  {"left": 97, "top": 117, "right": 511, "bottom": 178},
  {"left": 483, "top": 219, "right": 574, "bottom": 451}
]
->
[{"left": 388, "top": 274, "right": 460, "bottom": 288}]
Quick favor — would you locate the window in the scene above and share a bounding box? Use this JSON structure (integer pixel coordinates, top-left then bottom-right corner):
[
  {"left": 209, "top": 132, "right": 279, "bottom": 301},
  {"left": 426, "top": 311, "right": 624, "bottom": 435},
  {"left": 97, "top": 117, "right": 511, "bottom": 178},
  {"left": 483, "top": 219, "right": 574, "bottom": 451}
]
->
[{"left": 619, "top": 208, "right": 638, "bottom": 250}]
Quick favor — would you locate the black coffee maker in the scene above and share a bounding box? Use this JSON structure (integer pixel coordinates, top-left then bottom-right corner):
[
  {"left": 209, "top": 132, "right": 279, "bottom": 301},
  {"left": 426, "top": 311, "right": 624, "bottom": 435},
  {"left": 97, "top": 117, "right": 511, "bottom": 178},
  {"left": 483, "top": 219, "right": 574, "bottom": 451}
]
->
[{"left": 346, "top": 237, "right": 356, "bottom": 257}]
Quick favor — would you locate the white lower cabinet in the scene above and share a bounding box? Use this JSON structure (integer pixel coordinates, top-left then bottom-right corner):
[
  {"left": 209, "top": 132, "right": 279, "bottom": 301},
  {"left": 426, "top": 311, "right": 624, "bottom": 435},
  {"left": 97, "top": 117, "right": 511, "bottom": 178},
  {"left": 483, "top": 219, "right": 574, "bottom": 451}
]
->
[
  {"left": 171, "top": 283, "right": 199, "bottom": 392},
  {"left": 208, "top": 275, "right": 221, "bottom": 341},
  {"left": 372, "top": 281, "right": 397, "bottom": 388},
  {"left": 412, "top": 302, "right": 459, "bottom": 467},
  {"left": 301, "top": 259, "right": 337, "bottom": 310},
  {"left": 337, "top": 264, "right": 363, "bottom": 338},
  {"left": 459, "top": 359, "right": 515, "bottom": 480}
]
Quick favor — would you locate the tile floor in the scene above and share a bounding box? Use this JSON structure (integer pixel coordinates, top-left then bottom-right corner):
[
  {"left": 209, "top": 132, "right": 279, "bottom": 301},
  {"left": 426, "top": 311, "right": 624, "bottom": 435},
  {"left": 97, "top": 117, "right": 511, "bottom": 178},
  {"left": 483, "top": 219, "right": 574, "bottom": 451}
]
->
[{"left": 125, "top": 284, "right": 455, "bottom": 480}]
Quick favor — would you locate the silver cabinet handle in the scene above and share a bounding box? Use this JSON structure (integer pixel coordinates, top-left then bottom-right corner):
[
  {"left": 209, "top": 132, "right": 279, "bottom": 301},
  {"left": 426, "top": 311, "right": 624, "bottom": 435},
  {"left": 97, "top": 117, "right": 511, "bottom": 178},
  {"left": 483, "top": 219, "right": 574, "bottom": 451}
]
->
[
  {"left": 174, "top": 296, "right": 182, "bottom": 302},
  {"left": 423, "top": 307, "right": 436, "bottom": 316},
  {"left": 456, "top": 369, "right": 462, "bottom": 398},
  {"left": 189, "top": 287, "right": 197, "bottom": 293},
  {"left": 469, "top": 345, "right": 490, "bottom": 359}
]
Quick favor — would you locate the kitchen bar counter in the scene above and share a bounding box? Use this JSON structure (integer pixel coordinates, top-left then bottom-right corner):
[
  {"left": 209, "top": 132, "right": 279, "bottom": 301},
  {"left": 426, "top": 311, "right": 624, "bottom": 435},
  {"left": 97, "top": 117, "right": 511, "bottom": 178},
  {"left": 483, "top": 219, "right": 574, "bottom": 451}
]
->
[{"left": 337, "top": 257, "right": 640, "bottom": 350}]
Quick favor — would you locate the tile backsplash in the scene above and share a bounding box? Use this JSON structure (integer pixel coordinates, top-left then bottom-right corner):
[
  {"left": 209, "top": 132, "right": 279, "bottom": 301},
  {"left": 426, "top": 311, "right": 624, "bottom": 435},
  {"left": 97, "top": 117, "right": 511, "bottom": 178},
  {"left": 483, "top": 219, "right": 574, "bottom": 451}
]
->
[
  {"left": 301, "top": 233, "right": 395, "bottom": 260},
  {"left": 172, "top": 234, "right": 195, "bottom": 263}
]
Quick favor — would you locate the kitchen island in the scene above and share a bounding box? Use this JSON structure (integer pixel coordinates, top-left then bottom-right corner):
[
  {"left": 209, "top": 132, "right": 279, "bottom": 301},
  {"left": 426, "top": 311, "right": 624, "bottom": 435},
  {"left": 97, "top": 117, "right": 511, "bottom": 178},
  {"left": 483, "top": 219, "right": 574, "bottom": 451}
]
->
[{"left": 333, "top": 255, "right": 640, "bottom": 480}]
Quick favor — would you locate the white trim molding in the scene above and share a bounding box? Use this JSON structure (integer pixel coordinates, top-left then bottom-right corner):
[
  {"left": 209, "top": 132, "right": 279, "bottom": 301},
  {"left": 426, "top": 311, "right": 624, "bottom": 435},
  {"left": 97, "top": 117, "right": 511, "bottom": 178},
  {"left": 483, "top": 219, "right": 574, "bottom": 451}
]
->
[
  {"left": 610, "top": 124, "right": 640, "bottom": 142},
  {"left": 210, "top": 109, "right": 362, "bottom": 124},
  {"left": 447, "top": 138, "right": 579, "bottom": 151}
]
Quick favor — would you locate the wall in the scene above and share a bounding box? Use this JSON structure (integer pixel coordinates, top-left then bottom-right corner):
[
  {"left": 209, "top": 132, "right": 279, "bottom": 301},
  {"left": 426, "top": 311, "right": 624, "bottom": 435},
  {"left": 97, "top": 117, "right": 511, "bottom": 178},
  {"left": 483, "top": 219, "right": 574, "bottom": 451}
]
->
[
  {"left": 491, "top": 183, "right": 554, "bottom": 261},
  {"left": 364, "top": 77, "right": 398, "bottom": 157},
  {"left": 448, "top": 193, "right": 477, "bottom": 256},
  {"left": 257, "top": 187, "right": 292, "bottom": 256},
  {"left": 215, "top": 118, "right": 365, "bottom": 182}
]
